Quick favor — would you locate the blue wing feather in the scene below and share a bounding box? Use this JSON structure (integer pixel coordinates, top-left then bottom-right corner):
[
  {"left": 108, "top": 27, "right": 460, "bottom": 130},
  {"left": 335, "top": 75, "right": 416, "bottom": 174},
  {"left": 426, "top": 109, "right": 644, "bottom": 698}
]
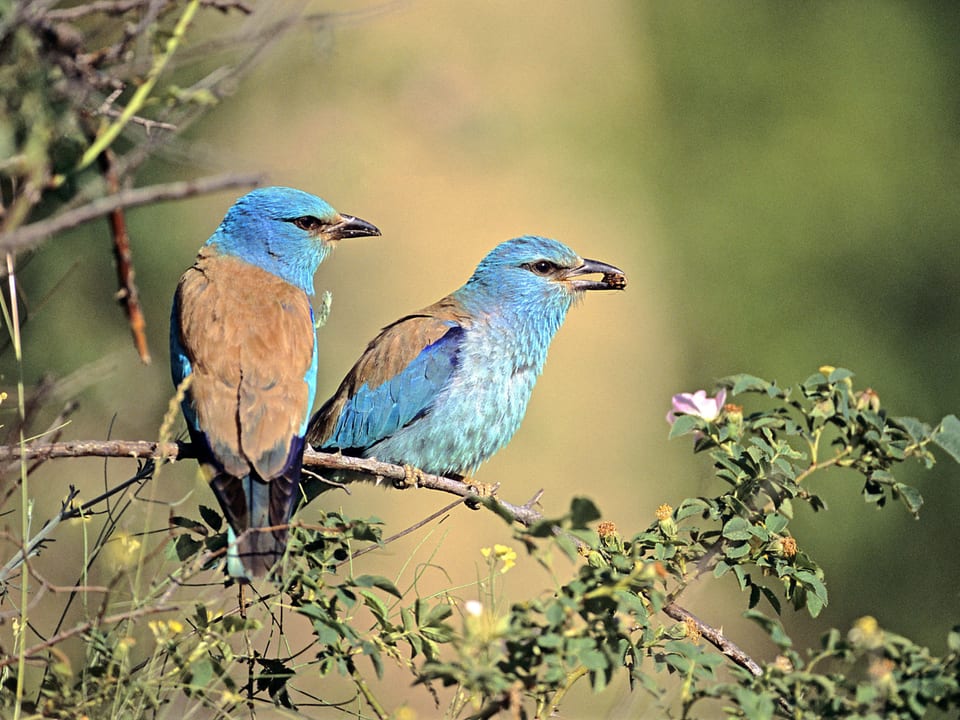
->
[
  {"left": 169, "top": 295, "right": 198, "bottom": 431},
  {"left": 323, "top": 325, "right": 464, "bottom": 452}
]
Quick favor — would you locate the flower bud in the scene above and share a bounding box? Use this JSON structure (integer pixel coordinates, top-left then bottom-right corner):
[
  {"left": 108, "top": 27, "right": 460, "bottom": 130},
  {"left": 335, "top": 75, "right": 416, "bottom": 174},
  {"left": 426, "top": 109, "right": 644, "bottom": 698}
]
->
[{"left": 656, "top": 504, "right": 677, "bottom": 538}]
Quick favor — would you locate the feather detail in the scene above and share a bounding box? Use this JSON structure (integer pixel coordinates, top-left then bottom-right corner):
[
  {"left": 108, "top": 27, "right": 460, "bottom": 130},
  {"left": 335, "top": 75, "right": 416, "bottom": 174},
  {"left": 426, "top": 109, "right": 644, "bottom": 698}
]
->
[{"left": 307, "top": 296, "right": 471, "bottom": 448}]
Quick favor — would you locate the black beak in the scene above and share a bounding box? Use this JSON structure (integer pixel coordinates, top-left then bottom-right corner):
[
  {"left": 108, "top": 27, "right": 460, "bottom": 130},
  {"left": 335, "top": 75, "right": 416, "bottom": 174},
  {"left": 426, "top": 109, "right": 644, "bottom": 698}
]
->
[
  {"left": 564, "top": 257, "right": 627, "bottom": 291},
  {"left": 328, "top": 213, "right": 381, "bottom": 240}
]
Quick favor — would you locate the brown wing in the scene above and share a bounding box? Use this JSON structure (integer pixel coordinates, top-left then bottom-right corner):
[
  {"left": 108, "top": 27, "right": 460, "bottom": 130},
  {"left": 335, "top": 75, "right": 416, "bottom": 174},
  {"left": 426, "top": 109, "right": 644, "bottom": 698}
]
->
[
  {"left": 176, "top": 249, "right": 315, "bottom": 480},
  {"left": 307, "top": 295, "right": 471, "bottom": 446}
]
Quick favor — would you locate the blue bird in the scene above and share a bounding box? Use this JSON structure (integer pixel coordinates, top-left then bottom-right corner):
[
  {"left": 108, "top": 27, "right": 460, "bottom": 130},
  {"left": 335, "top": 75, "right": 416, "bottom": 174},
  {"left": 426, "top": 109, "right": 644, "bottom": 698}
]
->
[
  {"left": 306, "top": 235, "right": 625, "bottom": 488},
  {"left": 170, "top": 186, "right": 380, "bottom": 580}
]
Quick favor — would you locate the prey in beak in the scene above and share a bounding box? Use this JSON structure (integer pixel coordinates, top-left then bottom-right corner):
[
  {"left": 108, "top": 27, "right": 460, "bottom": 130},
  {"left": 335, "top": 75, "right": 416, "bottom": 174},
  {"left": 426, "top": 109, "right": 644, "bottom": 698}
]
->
[{"left": 561, "top": 257, "right": 627, "bottom": 291}]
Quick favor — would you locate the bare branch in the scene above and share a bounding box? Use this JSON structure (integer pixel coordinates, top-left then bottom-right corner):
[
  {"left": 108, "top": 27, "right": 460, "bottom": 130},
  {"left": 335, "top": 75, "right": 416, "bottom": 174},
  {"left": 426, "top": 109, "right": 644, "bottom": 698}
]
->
[
  {"left": 0, "top": 172, "right": 263, "bottom": 253},
  {"left": 661, "top": 602, "right": 762, "bottom": 677},
  {"left": 99, "top": 149, "right": 151, "bottom": 364},
  {"left": 0, "top": 440, "right": 184, "bottom": 462}
]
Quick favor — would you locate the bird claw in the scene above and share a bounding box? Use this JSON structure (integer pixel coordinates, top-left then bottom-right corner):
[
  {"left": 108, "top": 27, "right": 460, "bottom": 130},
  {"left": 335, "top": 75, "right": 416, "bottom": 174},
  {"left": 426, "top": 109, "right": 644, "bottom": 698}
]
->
[
  {"left": 464, "top": 480, "right": 497, "bottom": 509},
  {"left": 396, "top": 464, "right": 425, "bottom": 489}
]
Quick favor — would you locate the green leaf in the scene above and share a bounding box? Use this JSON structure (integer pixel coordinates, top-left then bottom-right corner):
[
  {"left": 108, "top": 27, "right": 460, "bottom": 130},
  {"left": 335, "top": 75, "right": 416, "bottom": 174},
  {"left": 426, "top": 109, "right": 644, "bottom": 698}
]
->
[
  {"left": 827, "top": 367, "right": 854, "bottom": 383},
  {"left": 933, "top": 414, "right": 960, "bottom": 464},
  {"left": 537, "top": 633, "right": 563, "bottom": 649},
  {"left": 185, "top": 657, "right": 214, "bottom": 691},
  {"left": 359, "top": 589, "right": 389, "bottom": 624},
  {"left": 424, "top": 603, "right": 453, "bottom": 627},
  {"left": 893, "top": 415, "right": 932, "bottom": 442},
  {"left": 765, "top": 513, "right": 788, "bottom": 534},
  {"left": 198, "top": 505, "right": 223, "bottom": 531},
  {"left": 760, "top": 586, "right": 781, "bottom": 615},
  {"left": 668, "top": 414, "right": 701, "bottom": 439},
  {"left": 724, "top": 542, "right": 752, "bottom": 559},
  {"left": 744, "top": 609, "right": 792, "bottom": 647},
  {"left": 578, "top": 648, "right": 609, "bottom": 672},
  {"left": 173, "top": 535, "right": 202, "bottom": 561},
  {"left": 675, "top": 497, "right": 712, "bottom": 521},
  {"left": 545, "top": 601, "right": 565, "bottom": 626},
  {"left": 421, "top": 625, "right": 453, "bottom": 643},
  {"left": 802, "top": 372, "right": 829, "bottom": 388},
  {"left": 893, "top": 482, "right": 924, "bottom": 516},
  {"left": 724, "top": 373, "right": 771, "bottom": 394},
  {"left": 805, "top": 590, "right": 825, "bottom": 618},
  {"left": 948, "top": 628, "right": 960, "bottom": 652},
  {"left": 352, "top": 574, "right": 402, "bottom": 598},
  {"left": 570, "top": 496, "right": 602, "bottom": 527},
  {"left": 365, "top": 643, "right": 384, "bottom": 679},
  {"left": 722, "top": 517, "right": 753, "bottom": 541},
  {"left": 732, "top": 565, "right": 749, "bottom": 591},
  {"left": 169, "top": 515, "right": 205, "bottom": 532}
]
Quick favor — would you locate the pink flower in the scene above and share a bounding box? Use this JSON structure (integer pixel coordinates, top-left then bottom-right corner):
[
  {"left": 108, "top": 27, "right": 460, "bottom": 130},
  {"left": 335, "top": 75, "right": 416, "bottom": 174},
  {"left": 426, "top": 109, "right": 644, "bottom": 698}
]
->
[{"left": 666, "top": 389, "right": 727, "bottom": 424}]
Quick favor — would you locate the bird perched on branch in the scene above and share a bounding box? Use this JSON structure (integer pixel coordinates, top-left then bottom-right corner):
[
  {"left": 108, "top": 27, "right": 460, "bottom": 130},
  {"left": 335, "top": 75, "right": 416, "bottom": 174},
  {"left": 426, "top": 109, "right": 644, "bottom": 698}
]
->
[
  {"left": 170, "top": 186, "right": 380, "bottom": 581},
  {"left": 306, "top": 235, "right": 626, "bottom": 493}
]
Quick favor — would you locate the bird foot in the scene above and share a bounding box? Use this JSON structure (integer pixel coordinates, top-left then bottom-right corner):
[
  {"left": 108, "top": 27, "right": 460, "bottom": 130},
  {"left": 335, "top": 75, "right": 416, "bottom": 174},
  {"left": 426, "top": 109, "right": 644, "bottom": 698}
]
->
[
  {"left": 463, "top": 480, "right": 498, "bottom": 509},
  {"left": 396, "top": 464, "right": 426, "bottom": 489}
]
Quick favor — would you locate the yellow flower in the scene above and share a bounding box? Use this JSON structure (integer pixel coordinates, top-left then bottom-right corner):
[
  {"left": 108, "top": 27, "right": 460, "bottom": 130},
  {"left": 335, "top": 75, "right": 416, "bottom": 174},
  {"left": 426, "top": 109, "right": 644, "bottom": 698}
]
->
[
  {"left": 394, "top": 707, "right": 418, "bottom": 720},
  {"left": 103, "top": 530, "right": 141, "bottom": 570},
  {"left": 148, "top": 619, "right": 183, "bottom": 639},
  {"left": 481, "top": 544, "right": 517, "bottom": 573}
]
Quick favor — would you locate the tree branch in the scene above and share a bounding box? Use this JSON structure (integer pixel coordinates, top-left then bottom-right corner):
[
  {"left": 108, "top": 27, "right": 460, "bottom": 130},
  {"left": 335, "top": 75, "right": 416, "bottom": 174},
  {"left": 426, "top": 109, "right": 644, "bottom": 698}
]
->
[
  {"left": 99, "top": 148, "right": 151, "bottom": 364},
  {"left": 0, "top": 172, "right": 263, "bottom": 253},
  {"left": 0, "top": 439, "right": 769, "bottom": 679}
]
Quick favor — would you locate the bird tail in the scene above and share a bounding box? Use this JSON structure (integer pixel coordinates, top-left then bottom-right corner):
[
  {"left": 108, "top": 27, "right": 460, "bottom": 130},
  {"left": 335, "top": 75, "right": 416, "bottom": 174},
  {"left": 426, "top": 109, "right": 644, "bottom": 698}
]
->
[{"left": 213, "top": 473, "right": 290, "bottom": 581}]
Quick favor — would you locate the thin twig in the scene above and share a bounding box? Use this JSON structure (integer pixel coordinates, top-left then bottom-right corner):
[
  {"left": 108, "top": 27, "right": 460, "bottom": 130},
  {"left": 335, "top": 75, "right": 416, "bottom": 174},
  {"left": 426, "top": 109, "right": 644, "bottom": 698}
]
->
[
  {"left": 98, "top": 149, "right": 151, "bottom": 363},
  {"left": 0, "top": 604, "right": 179, "bottom": 670},
  {"left": 337, "top": 496, "right": 465, "bottom": 567},
  {"left": 0, "top": 172, "right": 263, "bottom": 253}
]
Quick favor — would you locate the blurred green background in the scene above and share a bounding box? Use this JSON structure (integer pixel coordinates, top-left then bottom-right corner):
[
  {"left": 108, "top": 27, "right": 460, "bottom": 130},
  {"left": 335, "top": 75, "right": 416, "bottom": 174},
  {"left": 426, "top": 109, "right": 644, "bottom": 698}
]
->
[{"left": 6, "top": 1, "right": 959, "bottom": 717}]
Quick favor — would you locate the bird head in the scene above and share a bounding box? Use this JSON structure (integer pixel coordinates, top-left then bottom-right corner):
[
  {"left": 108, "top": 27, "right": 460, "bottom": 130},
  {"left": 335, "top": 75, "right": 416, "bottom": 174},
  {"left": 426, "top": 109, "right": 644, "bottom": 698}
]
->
[
  {"left": 207, "top": 186, "right": 380, "bottom": 294},
  {"left": 458, "top": 236, "right": 626, "bottom": 321}
]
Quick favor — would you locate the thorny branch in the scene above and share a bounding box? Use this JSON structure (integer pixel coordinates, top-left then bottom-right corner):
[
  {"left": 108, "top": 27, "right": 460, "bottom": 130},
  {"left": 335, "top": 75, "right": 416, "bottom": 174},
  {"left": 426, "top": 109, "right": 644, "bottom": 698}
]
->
[{"left": 0, "top": 439, "right": 769, "bottom": 679}]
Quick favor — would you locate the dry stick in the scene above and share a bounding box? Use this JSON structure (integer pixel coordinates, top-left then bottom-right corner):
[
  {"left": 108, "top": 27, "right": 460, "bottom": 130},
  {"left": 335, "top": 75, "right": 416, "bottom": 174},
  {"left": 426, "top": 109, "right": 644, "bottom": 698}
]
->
[
  {"left": 99, "top": 149, "right": 151, "bottom": 364},
  {"left": 0, "top": 172, "right": 263, "bottom": 253},
  {"left": 0, "top": 441, "right": 766, "bottom": 679}
]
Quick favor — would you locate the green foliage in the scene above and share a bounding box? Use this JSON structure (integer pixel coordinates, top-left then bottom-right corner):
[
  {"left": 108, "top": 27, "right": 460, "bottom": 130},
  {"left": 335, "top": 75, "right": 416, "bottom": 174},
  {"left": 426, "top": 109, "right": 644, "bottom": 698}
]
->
[
  {"left": 691, "top": 614, "right": 960, "bottom": 720},
  {"left": 4, "top": 369, "right": 960, "bottom": 717}
]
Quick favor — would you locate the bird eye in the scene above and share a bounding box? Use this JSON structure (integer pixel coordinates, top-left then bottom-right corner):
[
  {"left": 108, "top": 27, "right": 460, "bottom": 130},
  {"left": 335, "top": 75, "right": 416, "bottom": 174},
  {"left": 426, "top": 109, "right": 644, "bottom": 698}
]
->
[
  {"left": 527, "top": 260, "right": 557, "bottom": 275},
  {"left": 290, "top": 216, "right": 325, "bottom": 232}
]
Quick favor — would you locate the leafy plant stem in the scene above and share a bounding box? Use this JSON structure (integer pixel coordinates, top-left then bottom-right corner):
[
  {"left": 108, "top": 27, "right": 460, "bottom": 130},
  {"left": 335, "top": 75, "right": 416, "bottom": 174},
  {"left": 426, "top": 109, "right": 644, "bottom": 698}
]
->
[
  {"left": 544, "top": 664, "right": 589, "bottom": 718},
  {"left": 76, "top": 0, "right": 201, "bottom": 171},
  {"left": 795, "top": 447, "right": 852, "bottom": 484},
  {"left": 352, "top": 667, "right": 388, "bottom": 720}
]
